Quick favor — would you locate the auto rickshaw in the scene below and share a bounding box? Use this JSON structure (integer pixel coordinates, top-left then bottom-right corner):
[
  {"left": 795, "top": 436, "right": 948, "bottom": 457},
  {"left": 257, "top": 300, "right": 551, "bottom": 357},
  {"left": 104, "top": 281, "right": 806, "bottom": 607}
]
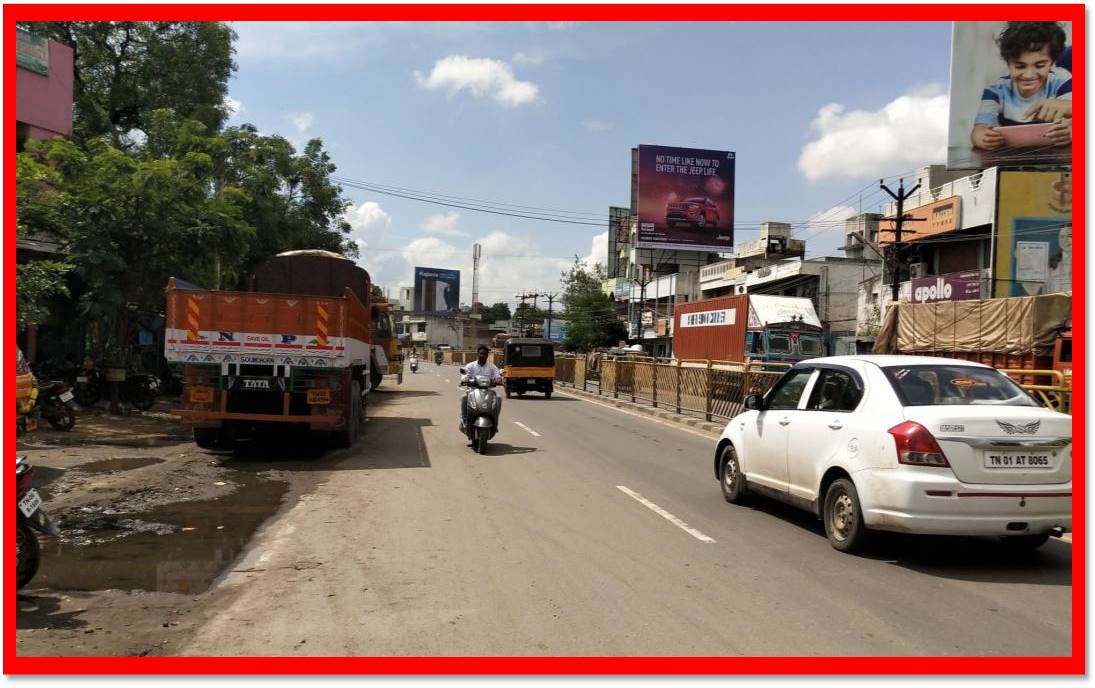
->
[{"left": 501, "top": 338, "right": 555, "bottom": 399}]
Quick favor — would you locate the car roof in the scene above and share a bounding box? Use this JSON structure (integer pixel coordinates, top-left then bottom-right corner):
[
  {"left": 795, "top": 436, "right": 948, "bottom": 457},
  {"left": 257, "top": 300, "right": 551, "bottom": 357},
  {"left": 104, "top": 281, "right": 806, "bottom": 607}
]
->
[{"left": 794, "top": 355, "right": 994, "bottom": 370}]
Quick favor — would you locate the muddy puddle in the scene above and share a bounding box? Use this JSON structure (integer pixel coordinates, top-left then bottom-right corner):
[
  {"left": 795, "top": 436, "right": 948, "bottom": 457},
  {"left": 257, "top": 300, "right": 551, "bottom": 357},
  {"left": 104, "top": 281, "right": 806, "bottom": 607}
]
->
[
  {"left": 34, "top": 471, "right": 289, "bottom": 595},
  {"left": 74, "top": 456, "right": 165, "bottom": 474}
]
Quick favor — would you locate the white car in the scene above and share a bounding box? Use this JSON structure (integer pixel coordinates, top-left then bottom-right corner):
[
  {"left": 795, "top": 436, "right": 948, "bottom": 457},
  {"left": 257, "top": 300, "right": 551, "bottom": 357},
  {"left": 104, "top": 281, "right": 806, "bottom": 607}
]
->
[{"left": 715, "top": 355, "right": 1072, "bottom": 553}]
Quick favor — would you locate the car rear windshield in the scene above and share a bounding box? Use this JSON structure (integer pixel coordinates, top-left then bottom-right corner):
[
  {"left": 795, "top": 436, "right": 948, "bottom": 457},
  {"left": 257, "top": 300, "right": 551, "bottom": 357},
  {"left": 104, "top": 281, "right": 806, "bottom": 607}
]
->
[{"left": 882, "top": 365, "right": 1038, "bottom": 407}]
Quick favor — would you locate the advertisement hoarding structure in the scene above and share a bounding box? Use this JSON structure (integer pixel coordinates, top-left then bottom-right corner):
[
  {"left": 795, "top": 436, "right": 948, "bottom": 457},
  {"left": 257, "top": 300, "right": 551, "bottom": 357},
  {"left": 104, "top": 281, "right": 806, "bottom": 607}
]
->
[
  {"left": 947, "top": 21, "right": 1072, "bottom": 170},
  {"left": 413, "top": 267, "right": 461, "bottom": 313},
  {"left": 635, "top": 145, "right": 735, "bottom": 252},
  {"left": 993, "top": 170, "right": 1072, "bottom": 298}
]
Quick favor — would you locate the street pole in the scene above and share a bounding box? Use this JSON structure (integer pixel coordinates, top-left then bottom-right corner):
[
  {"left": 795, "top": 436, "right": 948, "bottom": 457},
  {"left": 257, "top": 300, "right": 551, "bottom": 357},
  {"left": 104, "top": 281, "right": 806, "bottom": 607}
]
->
[
  {"left": 545, "top": 293, "right": 557, "bottom": 342},
  {"left": 880, "top": 178, "right": 922, "bottom": 303}
]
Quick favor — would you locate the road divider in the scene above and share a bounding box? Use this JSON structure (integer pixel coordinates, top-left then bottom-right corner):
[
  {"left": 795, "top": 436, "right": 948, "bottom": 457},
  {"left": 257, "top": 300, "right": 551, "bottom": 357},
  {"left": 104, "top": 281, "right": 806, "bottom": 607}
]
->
[
  {"left": 514, "top": 421, "right": 541, "bottom": 437},
  {"left": 616, "top": 485, "right": 715, "bottom": 543}
]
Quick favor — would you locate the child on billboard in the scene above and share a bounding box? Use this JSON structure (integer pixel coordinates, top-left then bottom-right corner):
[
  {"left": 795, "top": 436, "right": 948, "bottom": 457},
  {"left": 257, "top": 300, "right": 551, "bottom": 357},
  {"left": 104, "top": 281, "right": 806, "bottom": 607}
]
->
[{"left": 970, "top": 21, "right": 1071, "bottom": 151}]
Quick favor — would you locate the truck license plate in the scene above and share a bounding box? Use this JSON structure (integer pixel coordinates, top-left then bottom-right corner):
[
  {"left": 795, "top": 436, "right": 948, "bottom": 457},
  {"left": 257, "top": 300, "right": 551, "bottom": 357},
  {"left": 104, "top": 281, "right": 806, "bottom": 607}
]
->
[
  {"left": 19, "top": 489, "right": 42, "bottom": 518},
  {"left": 527, "top": 379, "right": 537, "bottom": 384},
  {"left": 189, "top": 387, "right": 214, "bottom": 403},
  {"left": 984, "top": 452, "right": 1054, "bottom": 469},
  {"left": 76, "top": 376, "right": 88, "bottom": 383},
  {"left": 307, "top": 389, "right": 330, "bottom": 405}
]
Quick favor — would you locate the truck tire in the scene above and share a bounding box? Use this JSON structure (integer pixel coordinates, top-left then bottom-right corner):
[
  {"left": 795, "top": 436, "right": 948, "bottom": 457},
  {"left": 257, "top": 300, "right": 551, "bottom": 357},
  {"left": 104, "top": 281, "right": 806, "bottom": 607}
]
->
[
  {"left": 337, "top": 381, "right": 361, "bottom": 448},
  {"left": 370, "top": 367, "right": 383, "bottom": 392},
  {"left": 194, "top": 427, "right": 224, "bottom": 450}
]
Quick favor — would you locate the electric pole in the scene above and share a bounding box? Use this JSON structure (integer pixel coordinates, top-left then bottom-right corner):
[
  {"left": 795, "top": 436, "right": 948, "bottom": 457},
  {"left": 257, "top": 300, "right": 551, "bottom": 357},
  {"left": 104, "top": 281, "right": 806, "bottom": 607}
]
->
[
  {"left": 545, "top": 293, "right": 558, "bottom": 341},
  {"left": 880, "top": 178, "right": 924, "bottom": 302}
]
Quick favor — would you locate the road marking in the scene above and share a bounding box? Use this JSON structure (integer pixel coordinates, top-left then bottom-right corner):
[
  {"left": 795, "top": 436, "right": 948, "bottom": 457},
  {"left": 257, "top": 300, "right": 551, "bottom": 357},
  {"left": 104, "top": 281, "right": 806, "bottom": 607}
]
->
[
  {"left": 553, "top": 390, "right": 718, "bottom": 441},
  {"left": 1060, "top": 533, "right": 1072, "bottom": 544},
  {"left": 514, "top": 421, "right": 541, "bottom": 437},
  {"left": 615, "top": 485, "right": 715, "bottom": 543},
  {"left": 444, "top": 379, "right": 451, "bottom": 384}
]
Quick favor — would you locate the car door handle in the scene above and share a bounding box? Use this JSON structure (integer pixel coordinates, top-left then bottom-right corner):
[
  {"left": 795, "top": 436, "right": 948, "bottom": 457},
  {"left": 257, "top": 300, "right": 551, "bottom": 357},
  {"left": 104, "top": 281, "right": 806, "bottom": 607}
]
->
[
  {"left": 828, "top": 421, "right": 843, "bottom": 430},
  {"left": 779, "top": 418, "right": 791, "bottom": 426}
]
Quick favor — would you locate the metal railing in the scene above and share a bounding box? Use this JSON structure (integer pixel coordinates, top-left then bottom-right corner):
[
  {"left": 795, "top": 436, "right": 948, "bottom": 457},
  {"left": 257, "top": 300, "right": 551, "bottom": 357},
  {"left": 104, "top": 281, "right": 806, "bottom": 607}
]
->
[
  {"left": 553, "top": 355, "right": 790, "bottom": 422},
  {"left": 1001, "top": 368, "right": 1072, "bottom": 414}
]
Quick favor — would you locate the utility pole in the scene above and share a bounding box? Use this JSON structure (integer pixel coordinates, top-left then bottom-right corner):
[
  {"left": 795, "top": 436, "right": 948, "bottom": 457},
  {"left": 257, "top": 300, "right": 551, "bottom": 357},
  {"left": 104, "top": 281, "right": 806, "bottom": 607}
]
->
[
  {"left": 545, "top": 293, "right": 558, "bottom": 341},
  {"left": 879, "top": 178, "right": 924, "bottom": 302}
]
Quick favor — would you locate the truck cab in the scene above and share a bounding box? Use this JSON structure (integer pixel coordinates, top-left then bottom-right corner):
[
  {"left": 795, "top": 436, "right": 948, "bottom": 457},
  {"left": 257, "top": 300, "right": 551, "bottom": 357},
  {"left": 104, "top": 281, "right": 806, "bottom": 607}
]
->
[{"left": 744, "top": 325, "right": 823, "bottom": 363}]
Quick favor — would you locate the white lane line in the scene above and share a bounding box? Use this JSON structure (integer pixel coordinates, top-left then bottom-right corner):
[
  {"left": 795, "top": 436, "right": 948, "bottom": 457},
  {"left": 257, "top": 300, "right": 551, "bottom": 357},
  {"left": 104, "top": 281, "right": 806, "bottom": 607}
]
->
[
  {"left": 514, "top": 421, "right": 541, "bottom": 437},
  {"left": 1060, "top": 533, "right": 1073, "bottom": 544},
  {"left": 615, "top": 486, "right": 715, "bottom": 544}
]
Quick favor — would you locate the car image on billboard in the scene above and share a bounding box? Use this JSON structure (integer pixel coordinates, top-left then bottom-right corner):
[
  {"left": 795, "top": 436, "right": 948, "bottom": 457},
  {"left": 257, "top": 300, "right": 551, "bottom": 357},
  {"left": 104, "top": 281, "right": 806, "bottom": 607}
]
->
[{"left": 637, "top": 144, "right": 735, "bottom": 252}]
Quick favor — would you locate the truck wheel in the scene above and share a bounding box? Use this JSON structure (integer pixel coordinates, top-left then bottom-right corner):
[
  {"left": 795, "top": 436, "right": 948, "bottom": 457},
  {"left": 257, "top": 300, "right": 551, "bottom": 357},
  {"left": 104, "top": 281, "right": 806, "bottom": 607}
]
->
[
  {"left": 338, "top": 381, "right": 361, "bottom": 448},
  {"left": 194, "top": 427, "right": 223, "bottom": 450},
  {"left": 370, "top": 368, "right": 382, "bottom": 392}
]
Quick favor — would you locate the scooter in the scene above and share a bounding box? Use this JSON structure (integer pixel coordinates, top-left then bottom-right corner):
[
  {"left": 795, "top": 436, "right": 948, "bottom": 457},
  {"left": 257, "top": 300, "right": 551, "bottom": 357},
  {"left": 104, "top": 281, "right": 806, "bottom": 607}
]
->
[
  {"left": 459, "top": 368, "right": 501, "bottom": 454},
  {"left": 37, "top": 380, "right": 78, "bottom": 431},
  {"left": 16, "top": 455, "right": 60, "bottom": 589},
  {"left": 409, "top": 357, "right": 419, "bottom": 374}
]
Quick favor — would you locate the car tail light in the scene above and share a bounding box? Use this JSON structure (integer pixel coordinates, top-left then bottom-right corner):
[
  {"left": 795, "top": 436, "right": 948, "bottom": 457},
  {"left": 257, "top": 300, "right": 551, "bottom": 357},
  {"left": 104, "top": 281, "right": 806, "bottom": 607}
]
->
[{"left": 888, "top": 421, "right": 950, "bottom": 467}]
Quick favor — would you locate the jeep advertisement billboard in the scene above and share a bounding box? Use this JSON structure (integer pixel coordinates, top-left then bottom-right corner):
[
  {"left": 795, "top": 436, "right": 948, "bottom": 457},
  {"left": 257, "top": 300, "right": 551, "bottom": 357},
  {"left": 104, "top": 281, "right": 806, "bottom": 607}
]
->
[
  {"left": 636, "top": 145, "right": 735, "bottom": 252},
  {"left": 413, "top": 267, "right": 461, "bottom": 313}
]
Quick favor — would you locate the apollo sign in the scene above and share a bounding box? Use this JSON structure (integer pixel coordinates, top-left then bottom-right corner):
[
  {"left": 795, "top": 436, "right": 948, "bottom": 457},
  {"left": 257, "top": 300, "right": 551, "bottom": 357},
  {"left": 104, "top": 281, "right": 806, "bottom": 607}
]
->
[{"left": 911, "top": 271, "right": 981, "bottom": 304}]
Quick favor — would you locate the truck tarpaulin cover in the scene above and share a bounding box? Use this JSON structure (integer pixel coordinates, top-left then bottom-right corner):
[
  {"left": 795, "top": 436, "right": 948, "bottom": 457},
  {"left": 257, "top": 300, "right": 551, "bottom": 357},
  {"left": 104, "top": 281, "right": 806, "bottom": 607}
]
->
[
  {"left": 747, "top": 295, "right": 822, "bottom": 329},
  {"left": 873, "top": 292, "right": 1071, "bottom": 356},
  {"left": 636, "top": 144, "right": 735, "bottom": 252}
]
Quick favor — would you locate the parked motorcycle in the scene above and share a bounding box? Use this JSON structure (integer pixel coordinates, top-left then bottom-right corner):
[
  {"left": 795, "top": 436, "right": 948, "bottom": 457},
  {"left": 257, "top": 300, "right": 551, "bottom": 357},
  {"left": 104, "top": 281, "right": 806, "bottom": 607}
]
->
[
  {"left": 16, "top": 455, "right": 59, "bottom": 589},
  {"left": 37, "top": 380, "right": 77, "bottom": 431},
  {"left": 459, "top": 368, "right": 502, "bottom": 454},
  {"left": 73, "top": 365, "right": 159, "bottom": 411},
  {"left": 72, "top": 364, "right": 104, "bottom": 407},
  {"left": 125, "top": 372, "right": 159, "bottom": 411}
]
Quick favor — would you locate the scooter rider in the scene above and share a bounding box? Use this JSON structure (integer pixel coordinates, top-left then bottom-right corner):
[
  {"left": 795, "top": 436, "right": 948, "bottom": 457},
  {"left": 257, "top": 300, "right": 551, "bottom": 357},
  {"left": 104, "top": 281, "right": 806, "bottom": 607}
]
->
[{"left": 461, "top": 345, "right": 502, "bottom": 428}]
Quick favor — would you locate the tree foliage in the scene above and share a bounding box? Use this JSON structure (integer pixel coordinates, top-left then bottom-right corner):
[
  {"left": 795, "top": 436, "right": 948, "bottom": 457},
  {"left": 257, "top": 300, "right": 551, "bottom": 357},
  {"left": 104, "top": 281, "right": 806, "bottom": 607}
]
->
[
  {"left": 483, "top": 302, "right": 512, "bottom": 324},
  {"left": 19, "top": 21, "right": 236, "bottom": 145},
  {"left": 560, "top": 259, "right": 626, "bottom": 352},
  {"left": 16, "top": 111, "right": 353, "bottom": 362},
  {"left": 513, "top": 303, "right": 547, "bottom": 334},
  {"left": 16, "top": 261, "right": 72, "bottom": 332}
]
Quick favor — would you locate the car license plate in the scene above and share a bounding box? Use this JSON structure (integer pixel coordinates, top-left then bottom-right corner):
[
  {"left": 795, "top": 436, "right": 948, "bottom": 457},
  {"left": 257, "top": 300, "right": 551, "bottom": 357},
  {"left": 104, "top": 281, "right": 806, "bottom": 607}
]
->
[
  {"left": 76, "top": 376, "right": 88, "bottom": 383},
  {"left": 59, "top": 391, "right": 74, "bottom": 402},
  {"left": 984, "top": 452, "right": 1054, "bottom": 469},
  {"left": 19, "top": 489, "right": 42, "bottom": 518},
  {"left": 307, "top": 389, "right": 330, "bottom": 404},
  {"left": 189, "top": 386, "right": 214, "bottom": 403}
]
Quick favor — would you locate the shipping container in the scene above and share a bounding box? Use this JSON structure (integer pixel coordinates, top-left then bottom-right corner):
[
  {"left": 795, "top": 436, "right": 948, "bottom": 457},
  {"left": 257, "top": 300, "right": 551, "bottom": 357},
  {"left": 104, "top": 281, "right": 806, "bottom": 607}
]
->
[{"left": 673, "top": 295, "right": 749, "bottom": 361}]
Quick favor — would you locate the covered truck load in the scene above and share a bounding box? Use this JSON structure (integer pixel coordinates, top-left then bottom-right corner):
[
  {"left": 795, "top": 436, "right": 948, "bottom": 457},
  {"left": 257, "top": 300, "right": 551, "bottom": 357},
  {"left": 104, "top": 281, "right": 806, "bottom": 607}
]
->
[
  {"left": 873, "top": 292, "right": 1071, "bottom": 378},
  {"left": 165, "top": 250, "right": 373, "bottom": 448}
]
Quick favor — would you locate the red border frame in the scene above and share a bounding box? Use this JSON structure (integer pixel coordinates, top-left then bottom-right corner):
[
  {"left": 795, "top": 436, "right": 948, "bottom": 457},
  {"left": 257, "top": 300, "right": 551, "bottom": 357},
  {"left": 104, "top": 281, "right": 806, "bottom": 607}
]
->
[{"left": 5, "top": 4, "right": 1084, "bottom": 675}]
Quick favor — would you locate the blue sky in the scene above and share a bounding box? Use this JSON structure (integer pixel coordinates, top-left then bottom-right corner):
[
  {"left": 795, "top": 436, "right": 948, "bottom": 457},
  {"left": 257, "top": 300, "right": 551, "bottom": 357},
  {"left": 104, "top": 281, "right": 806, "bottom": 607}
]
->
[{"left": 226, "top": 21, "right": 954, "bottom": 306}]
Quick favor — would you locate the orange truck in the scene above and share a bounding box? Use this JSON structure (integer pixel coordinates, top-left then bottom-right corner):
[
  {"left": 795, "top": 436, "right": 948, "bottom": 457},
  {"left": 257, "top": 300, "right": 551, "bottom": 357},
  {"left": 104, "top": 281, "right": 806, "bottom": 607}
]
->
[{"left": 165, "top": 251, "right": 373, "bottom": 449}]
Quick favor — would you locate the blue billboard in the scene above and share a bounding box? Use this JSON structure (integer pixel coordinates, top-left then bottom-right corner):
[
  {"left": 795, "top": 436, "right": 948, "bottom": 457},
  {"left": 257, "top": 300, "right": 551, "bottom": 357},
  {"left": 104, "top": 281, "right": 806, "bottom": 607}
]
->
[{"left": 414, "top": 267, "right": 461, "bottom": 313}]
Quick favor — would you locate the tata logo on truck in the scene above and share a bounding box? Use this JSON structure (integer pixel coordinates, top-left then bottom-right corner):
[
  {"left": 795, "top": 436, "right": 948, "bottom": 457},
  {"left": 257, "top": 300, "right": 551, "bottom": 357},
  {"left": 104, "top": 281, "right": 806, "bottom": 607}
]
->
[
  {"left": 243, "top": 379, "right": 271, "bottom": 390},
  {"left": 680, "top": 308, "right": 736, "bottom": 328}
]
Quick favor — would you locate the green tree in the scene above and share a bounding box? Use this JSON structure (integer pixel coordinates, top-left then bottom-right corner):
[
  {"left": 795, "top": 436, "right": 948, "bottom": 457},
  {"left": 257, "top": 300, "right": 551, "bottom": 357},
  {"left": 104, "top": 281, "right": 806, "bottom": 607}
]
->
[
  {"left": 484, "top": 302, "right": 512, "bottom": 324},
  {"left": 16, "top": 261, "right": 72, "bottom": 332},
  {"left": 19, "top": 21, "right": 236, "bottom": 145},
  {"left": 560, "top": 259, "right": 626, "bottom": 352},
  {"left": 513, "top": 303, "right": 547, "bottom": 334}
]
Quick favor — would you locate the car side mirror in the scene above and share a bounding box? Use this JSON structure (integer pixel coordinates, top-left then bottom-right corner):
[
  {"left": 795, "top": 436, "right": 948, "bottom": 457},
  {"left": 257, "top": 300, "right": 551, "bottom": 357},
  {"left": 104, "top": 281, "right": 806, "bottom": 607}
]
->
[
  {"left": 744, "top": 394, "right": 764, "bottom": 411},
  {"left": 459, "top": 368, "right": 467, "bottom": 375}
]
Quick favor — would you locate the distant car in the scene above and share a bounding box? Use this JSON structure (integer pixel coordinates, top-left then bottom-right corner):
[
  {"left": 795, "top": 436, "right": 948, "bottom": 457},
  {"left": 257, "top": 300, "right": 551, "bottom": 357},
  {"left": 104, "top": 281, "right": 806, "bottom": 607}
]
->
[
  {"left": 714, "top": 355, "right": 1071, "bottom": 553},
  {"left": 666, "top": 197, "right": 719, "bottom": 229}
]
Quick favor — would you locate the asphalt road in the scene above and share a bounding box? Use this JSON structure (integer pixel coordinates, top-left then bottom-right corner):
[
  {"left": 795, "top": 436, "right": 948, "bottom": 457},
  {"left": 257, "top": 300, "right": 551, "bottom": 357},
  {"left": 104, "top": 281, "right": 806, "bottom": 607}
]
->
[{"left": 182, "top": 361, "right": 1073, "bottom": 657}]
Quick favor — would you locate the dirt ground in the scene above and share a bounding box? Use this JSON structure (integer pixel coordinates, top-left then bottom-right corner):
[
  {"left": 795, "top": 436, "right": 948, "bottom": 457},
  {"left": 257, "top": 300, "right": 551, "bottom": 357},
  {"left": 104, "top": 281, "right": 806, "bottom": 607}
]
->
[{"left": 14, "top": 398, "right": 346, "bottom": 657}]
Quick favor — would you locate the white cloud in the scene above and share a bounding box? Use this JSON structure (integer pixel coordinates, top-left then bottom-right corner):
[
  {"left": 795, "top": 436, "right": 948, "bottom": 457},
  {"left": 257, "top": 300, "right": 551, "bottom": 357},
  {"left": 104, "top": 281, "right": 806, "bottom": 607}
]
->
[
  {"left": 224, "top": 96, "right": 243, "bottom": 117},
  {"left": 581, "top": 119, "right": 614, "bottom": 133},
  {"left": 419, "top": 211, "right": 466, "bottom": 237},
  {"left": 286, "top": 111, "right": 315, "bottom": 133},
  {"left": 414, "top": 55, "right": 540, "bottom": 108},
  {"left": 579, "top": 231, "right": 609, "bottom": 271},
  {"left": 511, "top": 52, "right": 543, "bottom": 66},
  {"left": 546, "top": 22, "right": 577, "bottom": 30},
  {"left": 797, "top": 84, "right": 949, "bottom": 182},
  {"left": 232, "top": 22, "right": 388, "bottom": 63},
  {"left": 344, "top": 201, "right": 392, "bottom": 248}
]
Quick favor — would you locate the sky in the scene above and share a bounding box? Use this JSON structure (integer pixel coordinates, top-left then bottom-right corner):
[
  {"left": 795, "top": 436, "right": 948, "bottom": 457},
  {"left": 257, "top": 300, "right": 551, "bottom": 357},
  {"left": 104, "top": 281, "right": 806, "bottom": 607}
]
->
[{"left": 225, "top": 21, "right": 954, "bottom": 307}]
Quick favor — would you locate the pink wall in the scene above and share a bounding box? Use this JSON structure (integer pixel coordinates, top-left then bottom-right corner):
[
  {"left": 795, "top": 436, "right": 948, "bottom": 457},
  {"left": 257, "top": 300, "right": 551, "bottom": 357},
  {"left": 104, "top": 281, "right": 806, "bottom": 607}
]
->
[{"left": 16, "top": 40, "right": 74, "bottom": 139}]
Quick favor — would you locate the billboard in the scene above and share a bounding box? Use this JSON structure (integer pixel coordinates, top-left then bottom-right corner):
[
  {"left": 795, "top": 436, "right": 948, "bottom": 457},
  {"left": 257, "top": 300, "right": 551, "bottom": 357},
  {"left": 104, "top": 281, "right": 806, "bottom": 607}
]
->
[
  {"left": 993, "top": 170, "right": 1071, "bottom": 298},
  {"left": 911, "top": 271, "right": 982, "bottom": 304},
  {"left": 413, "top": 267, "right": 461, "bottom": 313},
  {"left": 948, "top": 21, "right": 1072, "bottom": 169},
  {"left": 636, "top": 145, "right": 735, "bottom": 252}
]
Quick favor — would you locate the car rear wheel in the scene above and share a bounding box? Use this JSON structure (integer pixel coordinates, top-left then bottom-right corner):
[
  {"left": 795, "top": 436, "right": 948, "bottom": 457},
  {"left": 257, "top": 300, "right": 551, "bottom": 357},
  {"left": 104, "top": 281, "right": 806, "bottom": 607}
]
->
[
  {"left": 823, "top": 478, "right": 870, "bottom": 553},
  {"left": 719, "top": 444, "right": 746, "bottom": 503}
]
